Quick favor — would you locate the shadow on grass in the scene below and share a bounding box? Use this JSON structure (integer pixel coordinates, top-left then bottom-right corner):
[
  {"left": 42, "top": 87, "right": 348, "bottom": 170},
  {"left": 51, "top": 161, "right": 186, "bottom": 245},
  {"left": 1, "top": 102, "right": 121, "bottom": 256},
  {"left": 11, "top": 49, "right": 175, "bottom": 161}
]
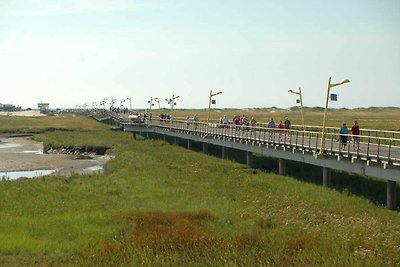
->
[
  {"left": 252, "top": 154, "right": 398, "bottom": 208},
  {"left": 144, "top": 133, "right": 399, "bottom": 208}
]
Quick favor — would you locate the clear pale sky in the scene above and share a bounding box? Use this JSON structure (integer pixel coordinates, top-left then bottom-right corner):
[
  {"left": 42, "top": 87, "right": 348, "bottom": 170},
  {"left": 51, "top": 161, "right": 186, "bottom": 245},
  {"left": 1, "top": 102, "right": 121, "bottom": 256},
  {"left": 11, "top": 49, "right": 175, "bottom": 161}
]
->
[{"left": 0, "top": 0, "right": 399, "bottom": 109}]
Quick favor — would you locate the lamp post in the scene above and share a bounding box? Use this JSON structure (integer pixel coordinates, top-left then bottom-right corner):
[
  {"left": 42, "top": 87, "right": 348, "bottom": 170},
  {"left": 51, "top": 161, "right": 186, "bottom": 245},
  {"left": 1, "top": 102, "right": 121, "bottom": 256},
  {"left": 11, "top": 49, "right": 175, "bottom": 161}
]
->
[
  {"left": 206, "top": 90, "right": 222, "bottom": 135},
  {"left": 319, "top": 77, "right": 350, "bottom": 154},
  {"left": 288, "top": 87, "right": 305, "bottom": 132},
  {"left": 110, "top": 97, "right": 116, "bottom": 110},
  {"left": 100, "top": 98, "right": 107, "bottom": 112},
  {"left": 126, "top": 97, "right": 132, "bottom": 110},
  {"left": 148, "top": 97, "right": 155, "bottom": 111},
  {"left": 165, "top": 94, "right": 180, "bottom": 128},
  {"left": 153, "top": 97, "right": 160, "bottom": 109}
]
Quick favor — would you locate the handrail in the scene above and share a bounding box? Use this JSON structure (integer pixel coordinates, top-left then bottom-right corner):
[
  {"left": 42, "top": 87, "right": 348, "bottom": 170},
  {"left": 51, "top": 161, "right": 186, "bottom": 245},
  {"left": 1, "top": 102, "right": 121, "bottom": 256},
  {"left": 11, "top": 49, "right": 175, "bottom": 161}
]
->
[{"left": 100, "top": 111, "right": 400, "bottom": 167}]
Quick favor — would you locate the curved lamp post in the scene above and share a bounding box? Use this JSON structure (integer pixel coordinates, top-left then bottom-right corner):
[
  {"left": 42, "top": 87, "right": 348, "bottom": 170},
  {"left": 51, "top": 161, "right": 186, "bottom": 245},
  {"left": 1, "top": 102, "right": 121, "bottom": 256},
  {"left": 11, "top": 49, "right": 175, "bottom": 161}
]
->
[
  {"left": 126, "top": 97, "right": 132, "bottom": 110},
  {"left": 288, "top": 87, "right": 305, "bottom": 132},
  {"left": 206, "top": 90, "right": 222, "bottom": 136},
  {"left": 165, "top": 94, "right": 180, "bottom": 128},
  {"left": 153, "top": 97, "right": 160, "bottom": 109},
  {"left": 319, "top": 77, "right": 350, "bottom": 154}
]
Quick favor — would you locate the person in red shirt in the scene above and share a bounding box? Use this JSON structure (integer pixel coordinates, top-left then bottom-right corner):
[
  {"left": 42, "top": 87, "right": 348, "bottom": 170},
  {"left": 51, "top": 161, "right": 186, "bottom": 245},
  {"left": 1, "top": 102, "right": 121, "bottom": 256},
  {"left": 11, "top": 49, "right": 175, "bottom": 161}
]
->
[
  {"left": 351, "top": 120, "right": 360, "bottom": 150},
  {"left": 277, "top": 121, "right": 285, "bottom": 141}
]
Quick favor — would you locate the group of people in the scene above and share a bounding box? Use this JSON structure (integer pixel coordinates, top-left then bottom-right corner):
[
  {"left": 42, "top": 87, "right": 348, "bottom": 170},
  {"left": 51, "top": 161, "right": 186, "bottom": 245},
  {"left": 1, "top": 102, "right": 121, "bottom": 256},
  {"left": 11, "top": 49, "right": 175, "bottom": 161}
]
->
[
  {"left": 109, "top": 106, "right": 129, "bottom": 114},
  {"left": 230, "top": 115, "right": 257, "bottom": 128},
  {"left": 339, "top": 120, "right": 360, "bottom": 150}
]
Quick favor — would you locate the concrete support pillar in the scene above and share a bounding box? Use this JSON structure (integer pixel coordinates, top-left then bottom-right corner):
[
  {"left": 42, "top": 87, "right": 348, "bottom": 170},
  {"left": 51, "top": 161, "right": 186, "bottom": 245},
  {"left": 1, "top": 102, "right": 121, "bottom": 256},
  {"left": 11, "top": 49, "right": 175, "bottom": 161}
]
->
[
  {"left": 203, "top": 143, "right": 208, "bottom": 154},
  {"left": 174, "top": 137, "right": 177, "bottom": 145},
  {"left": 132, "top": 132, "right": 137, "bottom": 140},
  {"left": 246, "top": 152, "right": 252, "bottom": 167},
  {"left": 279, "top": 158, "right": 286, "bottom": 175},
  {"left": 222, "top": 147, "right": 226, "bottom": 159},
  {"left": 323, "top": 167, "right": 331, "bottom": 187},
  {"left": 146, "top": 132, "right": 149, "bottom": 138},
  {"left": 387, "top": 180, "right": 398, "bottom": 210},
  {"left": 187, "top": 140, "right": 192, "bottom": 149}
]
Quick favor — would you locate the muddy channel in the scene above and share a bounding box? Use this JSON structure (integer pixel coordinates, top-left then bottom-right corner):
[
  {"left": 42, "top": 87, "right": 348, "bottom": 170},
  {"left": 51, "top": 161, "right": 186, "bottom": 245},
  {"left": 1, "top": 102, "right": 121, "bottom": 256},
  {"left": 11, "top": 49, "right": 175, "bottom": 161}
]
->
[{"left": 0, "top": 136, "right": 112, "bottom": 180}]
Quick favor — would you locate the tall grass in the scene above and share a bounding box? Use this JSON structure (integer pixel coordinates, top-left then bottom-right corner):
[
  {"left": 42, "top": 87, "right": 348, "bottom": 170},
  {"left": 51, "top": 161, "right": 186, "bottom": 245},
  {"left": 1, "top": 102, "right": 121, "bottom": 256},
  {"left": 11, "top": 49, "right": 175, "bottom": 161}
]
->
[{"left": 0, "top": 115, "right": 399, "bottom": 265}]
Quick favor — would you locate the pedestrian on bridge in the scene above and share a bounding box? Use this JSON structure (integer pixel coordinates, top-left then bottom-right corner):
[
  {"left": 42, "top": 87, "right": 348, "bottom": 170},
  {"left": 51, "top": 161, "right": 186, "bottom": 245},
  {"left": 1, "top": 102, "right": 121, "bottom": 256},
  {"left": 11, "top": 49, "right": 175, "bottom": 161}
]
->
[
  {"left": 339, "top": 123, "right": 349, "bottom": 150},
  {"left": 284, "top": 117, "right": 291, "bottom": 138},
  {"left": 351, "top": 120, "right": 361, "bottom": 150},
  {"left": 277, "top": 121, "right": 284, "bottom": 141},
  {"left": 267, "top": 118, "right": 275, "bottom": 140},
  {"left": 222, "top": 115, "right": 229, "bottom": 128}
]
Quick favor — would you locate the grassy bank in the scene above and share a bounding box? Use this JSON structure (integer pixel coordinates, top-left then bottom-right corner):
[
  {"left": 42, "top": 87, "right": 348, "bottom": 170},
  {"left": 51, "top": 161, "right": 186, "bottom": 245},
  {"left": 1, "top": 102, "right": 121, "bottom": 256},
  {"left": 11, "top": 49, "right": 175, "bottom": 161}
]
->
[
  {"left": 0, "top": 115, "right": 399, "bottom": 265},
  {"left": 0, "top": 114, "right": 108, "bottom": 133}
]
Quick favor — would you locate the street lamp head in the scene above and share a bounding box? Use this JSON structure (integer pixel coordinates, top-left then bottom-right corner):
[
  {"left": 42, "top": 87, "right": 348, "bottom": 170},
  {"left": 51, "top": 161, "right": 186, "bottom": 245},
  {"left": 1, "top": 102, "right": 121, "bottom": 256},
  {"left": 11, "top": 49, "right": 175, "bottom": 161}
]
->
[
  {"left": 340, "top": 79, "right": 350, "bottom": 84},
  {"left": 288, "top": 89, "right": 294, "bottom": 93}
]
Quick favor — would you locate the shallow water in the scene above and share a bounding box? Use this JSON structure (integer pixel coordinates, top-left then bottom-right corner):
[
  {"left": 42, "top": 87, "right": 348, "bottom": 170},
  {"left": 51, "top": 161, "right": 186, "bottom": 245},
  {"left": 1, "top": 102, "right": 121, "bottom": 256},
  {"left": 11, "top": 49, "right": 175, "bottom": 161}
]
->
[
  {"left": 0, "top": 142, "right": 22, "bottom": 149},
  {"left": 0, "top": 169, "right": 55, "bottom": 180},
  {"left": 0, "top": 137, "right": 110, "bottom": 180},
  {"left": 82, "top": 165, "right": 103, "bottom": 173},
  {"left": 20, "top": 150, "right": 44, "bottom": 155}
]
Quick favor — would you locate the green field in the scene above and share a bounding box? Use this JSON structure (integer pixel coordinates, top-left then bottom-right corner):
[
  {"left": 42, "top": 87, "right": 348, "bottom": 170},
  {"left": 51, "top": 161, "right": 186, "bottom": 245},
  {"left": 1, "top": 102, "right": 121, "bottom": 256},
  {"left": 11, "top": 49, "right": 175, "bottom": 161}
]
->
[{"left": 0, "top": 111, "right": 399, "bottom": 266}]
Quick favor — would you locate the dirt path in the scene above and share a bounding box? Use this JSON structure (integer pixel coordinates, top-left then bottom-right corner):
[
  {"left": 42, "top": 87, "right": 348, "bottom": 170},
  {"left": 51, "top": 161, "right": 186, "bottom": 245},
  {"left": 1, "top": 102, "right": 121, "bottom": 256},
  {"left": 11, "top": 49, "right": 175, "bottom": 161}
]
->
[{"left": 0, "top": 136, "right": 111, "bottom": 175}]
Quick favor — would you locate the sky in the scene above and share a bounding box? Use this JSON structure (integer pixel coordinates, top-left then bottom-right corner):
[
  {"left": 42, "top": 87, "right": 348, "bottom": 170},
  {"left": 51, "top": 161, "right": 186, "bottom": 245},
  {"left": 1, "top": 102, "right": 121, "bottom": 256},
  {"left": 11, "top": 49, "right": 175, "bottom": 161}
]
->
[{"left": 0, "top": 0, "right": 399, "bottom": 109}]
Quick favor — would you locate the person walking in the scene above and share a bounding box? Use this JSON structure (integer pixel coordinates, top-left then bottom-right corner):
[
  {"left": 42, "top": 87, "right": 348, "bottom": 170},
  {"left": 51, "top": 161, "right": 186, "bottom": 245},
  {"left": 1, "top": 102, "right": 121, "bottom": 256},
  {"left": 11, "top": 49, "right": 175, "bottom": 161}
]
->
[
  {"left": 351, "top": 120, "right": 360, "bottom": 150},
  {"left": 222, "top": 115, "right": 229, "bottom": 128},
  {"left": 284, "top": 117, "right": 291, "bottom": 138},
  {"left": 339, "top": 123, "right": 349, "bottom": 150},
  {"left": 277, "top": 120, "right": 285, "bottom": 141},
  {"left": 267, "top": 118, "right": 275, "bottom": 140}
]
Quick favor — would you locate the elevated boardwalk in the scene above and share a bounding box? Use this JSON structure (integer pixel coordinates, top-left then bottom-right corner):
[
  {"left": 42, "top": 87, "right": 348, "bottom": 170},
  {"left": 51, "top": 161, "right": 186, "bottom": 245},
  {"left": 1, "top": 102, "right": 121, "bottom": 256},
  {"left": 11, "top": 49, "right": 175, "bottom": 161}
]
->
[{"left": 92, "top": 112, "right": 400, "bottom": 210}]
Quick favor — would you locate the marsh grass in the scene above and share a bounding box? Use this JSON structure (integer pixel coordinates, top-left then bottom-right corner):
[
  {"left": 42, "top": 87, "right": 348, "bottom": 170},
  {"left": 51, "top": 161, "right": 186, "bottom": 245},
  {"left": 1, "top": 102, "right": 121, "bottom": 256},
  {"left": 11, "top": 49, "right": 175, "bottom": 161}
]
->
[
  {"left": 0, "top": 115, "right": 107, "bottom": 133},
  {"left": 0, "top": 114, "right": 400, "bottom": 265}
]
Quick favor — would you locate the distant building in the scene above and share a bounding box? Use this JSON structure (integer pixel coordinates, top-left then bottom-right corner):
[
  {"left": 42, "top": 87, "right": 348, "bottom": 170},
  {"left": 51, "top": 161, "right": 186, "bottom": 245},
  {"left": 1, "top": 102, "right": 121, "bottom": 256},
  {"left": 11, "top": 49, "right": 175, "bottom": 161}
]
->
[
  {"left": 37, "top": 103, "right": 50, "bottom": 113},
  {"left": 0, "top": 103, "right": 21, "bottom": 111}
]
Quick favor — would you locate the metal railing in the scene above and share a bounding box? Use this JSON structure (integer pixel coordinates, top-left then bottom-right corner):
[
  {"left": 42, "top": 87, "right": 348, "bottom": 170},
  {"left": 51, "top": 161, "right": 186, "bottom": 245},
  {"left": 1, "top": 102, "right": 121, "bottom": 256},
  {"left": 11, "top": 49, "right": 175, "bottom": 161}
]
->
[{"left": 121, "top": 118, "right": 400, "bottom": 167}]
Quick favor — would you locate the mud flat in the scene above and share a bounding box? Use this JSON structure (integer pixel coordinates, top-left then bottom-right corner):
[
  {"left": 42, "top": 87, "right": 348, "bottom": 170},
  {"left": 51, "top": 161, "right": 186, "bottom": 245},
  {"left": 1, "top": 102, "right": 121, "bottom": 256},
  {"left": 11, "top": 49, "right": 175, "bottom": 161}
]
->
[{"left": 0, "top": 136, "right": 112, "bottom": 179}]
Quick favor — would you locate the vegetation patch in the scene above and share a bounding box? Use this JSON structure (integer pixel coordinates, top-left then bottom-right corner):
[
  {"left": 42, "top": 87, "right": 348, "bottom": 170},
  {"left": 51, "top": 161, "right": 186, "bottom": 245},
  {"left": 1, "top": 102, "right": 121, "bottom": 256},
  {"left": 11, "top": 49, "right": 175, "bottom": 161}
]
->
[{"left": 77, "top": 210, "right": 272, "bottom": 266}]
